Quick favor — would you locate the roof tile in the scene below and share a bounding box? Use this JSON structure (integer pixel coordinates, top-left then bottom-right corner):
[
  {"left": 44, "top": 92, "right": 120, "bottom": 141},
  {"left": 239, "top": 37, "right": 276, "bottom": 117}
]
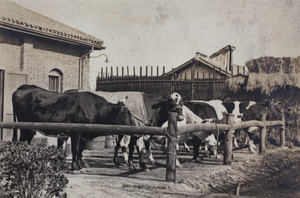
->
[{"left": 0, "top": 1, "right": 104, "bottom": 49}]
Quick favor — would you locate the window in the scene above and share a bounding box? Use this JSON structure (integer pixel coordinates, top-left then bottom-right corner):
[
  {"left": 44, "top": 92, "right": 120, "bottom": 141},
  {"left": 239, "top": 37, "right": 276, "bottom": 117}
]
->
[{"left": 48, "top": 69, "right": 63, "bottom": 92}]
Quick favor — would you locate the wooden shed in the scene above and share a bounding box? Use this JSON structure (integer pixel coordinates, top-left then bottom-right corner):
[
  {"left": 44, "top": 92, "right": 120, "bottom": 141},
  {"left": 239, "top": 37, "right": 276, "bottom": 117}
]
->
[
  {"left": 0, "top": 1, "right": 105, "bottom": 140},
  {"left": 164, "top": 45, "right": 246, "bottom": 80}
]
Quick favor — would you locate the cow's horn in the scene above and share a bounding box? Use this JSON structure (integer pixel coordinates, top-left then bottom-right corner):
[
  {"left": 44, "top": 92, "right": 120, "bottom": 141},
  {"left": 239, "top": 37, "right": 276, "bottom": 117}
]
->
[{"left": 119, "top": 95, "right": 129, "bottom": 103}]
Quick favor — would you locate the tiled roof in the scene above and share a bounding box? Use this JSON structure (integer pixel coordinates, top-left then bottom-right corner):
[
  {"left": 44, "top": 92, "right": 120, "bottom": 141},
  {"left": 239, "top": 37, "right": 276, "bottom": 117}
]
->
[{"left": 0, "top": 1, "right": 105, "bottom": 49}]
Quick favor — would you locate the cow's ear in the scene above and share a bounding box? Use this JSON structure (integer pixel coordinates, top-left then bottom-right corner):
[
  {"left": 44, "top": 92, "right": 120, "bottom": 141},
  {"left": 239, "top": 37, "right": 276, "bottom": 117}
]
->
[
  {"left": 181, "top": 97, "right": 190, "bottom": 104},
  {"left": 152, "top": 101, "right": 164, "bottom": 109},
  {"left": 178, "top": 99, "right": 184, "bottom": 106}
]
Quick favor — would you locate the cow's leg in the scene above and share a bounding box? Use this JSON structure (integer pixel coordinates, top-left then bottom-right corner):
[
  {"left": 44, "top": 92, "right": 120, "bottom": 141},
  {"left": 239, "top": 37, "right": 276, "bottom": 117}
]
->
[
  {"left": 193, "top": 136, "right": 202, "bottom": 162},
  {"left": 127, "top": 138, "right": 135, "bottom": 170},
  {"left": 162, "top": 137, "right": 167, "bottom": 151},
  {"left": 70, "top": 132, "right": 82, "bottom": 170},
  {"left": 145, "top": 140, "right": 155, "bottom": 164},
  {"left": 233, "top": 130, "right": 240, "bottom": 148},
  {"left": 19, "top": 129, "right": 35, "bottom": 144},
  {"left": 183, "top": 141, "right": 191, "bottom": 152},
  {"left": 113, "top": 135, "right": 122, "bottom": 166},
  {"left": 233, "top": 137, "right": 239, "bottom": 148},
  {"left": 134, "top": 136, "right": 149, "bottom": 171},
  {"left": 247, "top": 132, "right": 256, "bottom": 153},
  {"left": 57, "top": 137, "right": 68, "bottom": 148},
  {"left": 78, "top": 138, "right": 89, "bottom": 168},
  {"left": 136, "top": 147, "right": 148, "bottom": 171}
]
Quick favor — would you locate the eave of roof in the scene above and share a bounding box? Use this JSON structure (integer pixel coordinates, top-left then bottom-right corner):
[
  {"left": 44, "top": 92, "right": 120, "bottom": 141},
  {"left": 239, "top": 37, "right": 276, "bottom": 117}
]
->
[
  {"left": 164, "top": 57, "right": 232, "bottom": 77},
  {"left": 210, "top": 45, "right": 236, "bottom": 59},
  {"left": 1, "top": 1, "right": 105, "bottom": 50}
]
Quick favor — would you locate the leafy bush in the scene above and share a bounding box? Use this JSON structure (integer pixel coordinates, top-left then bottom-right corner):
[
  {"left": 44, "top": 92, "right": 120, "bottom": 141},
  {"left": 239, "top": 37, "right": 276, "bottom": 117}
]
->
[{"left": 0, "top": 141, "right": 68, "bottom": 197}]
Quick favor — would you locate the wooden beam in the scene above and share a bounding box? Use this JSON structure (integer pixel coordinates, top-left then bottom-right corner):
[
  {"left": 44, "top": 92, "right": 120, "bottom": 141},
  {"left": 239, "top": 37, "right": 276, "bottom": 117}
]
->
[
  {"left": 280, "top": 111, "right": 286, "bottom": 147},
  {"left": 259, "top": 114, "right": 267, "bottom": 153},
  {"left": 0, "top": 122, "right": 165, "bottom": 136},
  {"left": 223, "top": 114, "right": 234, "bottom": 165},
  {"left": 166, "top": 112, "right": 177, "bottom": 182}
]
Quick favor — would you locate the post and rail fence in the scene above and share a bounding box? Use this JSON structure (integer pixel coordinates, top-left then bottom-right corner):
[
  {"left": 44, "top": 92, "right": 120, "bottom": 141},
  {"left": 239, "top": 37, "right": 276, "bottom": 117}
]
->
[{"left": 0, "top": 112, "right": 284, "bottom": 182}]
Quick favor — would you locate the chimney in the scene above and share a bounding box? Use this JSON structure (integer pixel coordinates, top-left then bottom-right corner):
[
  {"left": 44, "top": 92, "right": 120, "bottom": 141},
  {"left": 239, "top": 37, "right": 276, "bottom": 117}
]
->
[{"left": 195, "top": 52, "right": 201, "bottom": 60}]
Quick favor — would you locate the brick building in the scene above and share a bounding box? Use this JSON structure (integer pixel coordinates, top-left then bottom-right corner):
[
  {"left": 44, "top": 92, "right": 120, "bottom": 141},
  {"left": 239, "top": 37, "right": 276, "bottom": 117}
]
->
[{"left": 0, "top": 1, "right": 105, "bottom": 140}]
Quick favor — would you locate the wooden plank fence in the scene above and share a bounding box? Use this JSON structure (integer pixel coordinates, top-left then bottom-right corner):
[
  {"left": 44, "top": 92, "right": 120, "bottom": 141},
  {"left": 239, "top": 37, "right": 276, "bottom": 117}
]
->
[
  {"left": 0, "top": 112, "right": 285, "bottom": 182},
  {"left": 96, "top": 66, "right": 246, "bottom": 100}
]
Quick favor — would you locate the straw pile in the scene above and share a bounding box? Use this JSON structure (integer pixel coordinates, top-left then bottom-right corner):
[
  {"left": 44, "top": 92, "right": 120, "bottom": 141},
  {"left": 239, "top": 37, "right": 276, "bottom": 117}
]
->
[
  {"left": 227, "top": 56, "right": 300, "bottom": 96},
  {"left": 225, "top": 56, "right": 300, "bottom": 144}
]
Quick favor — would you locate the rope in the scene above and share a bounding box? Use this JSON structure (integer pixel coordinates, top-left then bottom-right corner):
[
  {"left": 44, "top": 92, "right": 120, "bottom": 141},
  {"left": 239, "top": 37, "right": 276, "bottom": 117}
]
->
[
  {"left": 163, "top": 128, "right": 178, "bottom": 147},
  {"left": 132, "top": 115, "right": 152, "bottom": 126},
  {"left": 163, "top": 128, "right": 179, "bottom": 168}
]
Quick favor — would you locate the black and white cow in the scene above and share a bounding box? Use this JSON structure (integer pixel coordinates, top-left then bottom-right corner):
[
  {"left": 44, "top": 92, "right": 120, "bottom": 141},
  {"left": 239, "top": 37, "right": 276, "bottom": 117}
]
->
[
  {"left": 223, "top": 100, "right": 282, "bottom": 153},
  {"left": 184, "top": 100, "right": 228, "bottom": 161},
  {"left": 12, "top": 85, "right": 134, "bottom": 170}
]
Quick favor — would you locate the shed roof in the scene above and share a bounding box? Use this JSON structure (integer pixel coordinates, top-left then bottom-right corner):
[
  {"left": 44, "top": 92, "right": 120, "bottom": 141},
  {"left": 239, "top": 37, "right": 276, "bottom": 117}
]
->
[
  {"left": 0, "top": 1, "right": 105, "bottom": 50},
  {"left": 164, "top": 56, "right": 231, "bottom": 77},
  {"left": 209, "top": 45, "right": 235, "bottom": 59}
]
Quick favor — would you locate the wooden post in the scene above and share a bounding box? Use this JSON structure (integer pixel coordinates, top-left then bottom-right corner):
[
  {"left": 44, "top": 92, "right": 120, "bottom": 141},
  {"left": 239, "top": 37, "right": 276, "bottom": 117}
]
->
[
  {"left": 259, "top": 114, "right": 267, "bottom": 153},
  {"left": 280, "top": 111, "right": 286, "bottom": 147},
  {"left": 166, "top": 112, "right": 177, "bottom": 182},
  {"left": 223, "top": 114, "right": 234, "bottom": 165}
]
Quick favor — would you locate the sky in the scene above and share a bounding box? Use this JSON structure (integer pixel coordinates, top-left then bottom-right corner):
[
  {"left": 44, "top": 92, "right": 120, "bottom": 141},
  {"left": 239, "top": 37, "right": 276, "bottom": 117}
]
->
[{"left": 8, "top": 0, "right": 300, "bottom": 89}]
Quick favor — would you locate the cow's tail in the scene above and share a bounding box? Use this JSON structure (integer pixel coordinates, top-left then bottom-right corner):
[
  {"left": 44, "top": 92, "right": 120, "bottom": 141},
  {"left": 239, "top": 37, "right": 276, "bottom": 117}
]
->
[{"left": 12, "top": 109, "right": 18, "bottom": 142}]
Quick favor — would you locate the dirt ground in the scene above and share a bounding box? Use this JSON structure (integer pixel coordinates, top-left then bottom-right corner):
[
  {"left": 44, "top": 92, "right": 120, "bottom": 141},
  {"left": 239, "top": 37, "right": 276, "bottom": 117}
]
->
[{"left": 63, "top": 144, "right": 300, "bottom": 198}]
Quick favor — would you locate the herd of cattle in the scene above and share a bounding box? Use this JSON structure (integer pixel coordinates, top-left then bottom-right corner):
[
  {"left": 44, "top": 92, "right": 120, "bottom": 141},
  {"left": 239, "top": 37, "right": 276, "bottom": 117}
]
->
[{"left": 12, "top": 85, "right": 282, "bottom": 171}]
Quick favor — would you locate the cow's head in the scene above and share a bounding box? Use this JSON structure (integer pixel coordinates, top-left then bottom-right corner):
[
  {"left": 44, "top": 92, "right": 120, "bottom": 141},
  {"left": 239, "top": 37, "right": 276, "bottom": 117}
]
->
[
  {"left": 109, "top": 97, "right": 134, "bottom": 126},
  {"left": 150, "top": 92, "right": 184, "bottom": 126},
  {"left": 264, "top": 100, "right": 282, "bottom": 120}
]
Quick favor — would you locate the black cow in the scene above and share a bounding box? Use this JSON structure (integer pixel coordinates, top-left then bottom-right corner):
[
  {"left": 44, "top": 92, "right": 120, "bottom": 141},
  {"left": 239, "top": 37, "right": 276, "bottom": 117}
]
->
[{"left": 12, "top": 85, "right": 134, "bottom": 170}]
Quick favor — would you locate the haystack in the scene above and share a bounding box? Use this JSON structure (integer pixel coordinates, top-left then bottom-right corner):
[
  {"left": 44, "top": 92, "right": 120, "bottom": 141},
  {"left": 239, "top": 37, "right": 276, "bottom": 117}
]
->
[{"left": 225, "top": 56, "right": 300, "bottom": 100}]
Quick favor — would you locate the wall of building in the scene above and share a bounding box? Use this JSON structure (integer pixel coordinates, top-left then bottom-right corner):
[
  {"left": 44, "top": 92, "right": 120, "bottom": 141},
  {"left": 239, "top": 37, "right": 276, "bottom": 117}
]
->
[
  {"left": 210, "top": 51, "right": 230, "bottom": 71},
  {"left": 177, "top": 63, "right": 224, "bottom": 80},
  {"left": 0, "top": 28, "right": 91, "bottom": 141}
]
